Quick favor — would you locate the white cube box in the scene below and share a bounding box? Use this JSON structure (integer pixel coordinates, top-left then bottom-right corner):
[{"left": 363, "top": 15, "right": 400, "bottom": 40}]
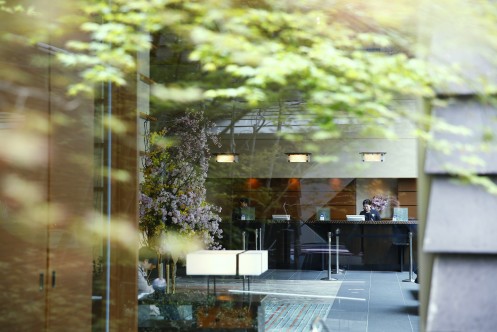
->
[
  {"left": 238, "top": 250, "right": 268, "bottom": 276},
  {"left": 186, "top": 250, "right": 243, "bottom": 275}
]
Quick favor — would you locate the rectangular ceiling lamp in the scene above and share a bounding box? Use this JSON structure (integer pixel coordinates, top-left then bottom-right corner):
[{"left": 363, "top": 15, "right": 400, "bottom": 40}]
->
[
  {"left": 214, "top": 153, "right": 238, "bottom": 163},
  {"left": 360, "top": 152, "right": 386, "bottom": 162},
  {"left": 286, "top": 153, "right": 311, "bottom": 163}
]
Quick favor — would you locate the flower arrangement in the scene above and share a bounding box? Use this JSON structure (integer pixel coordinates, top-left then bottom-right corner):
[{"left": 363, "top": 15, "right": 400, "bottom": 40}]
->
[
  {"left": 371, "top": 195, "right": 399, "bottom": 212},
  {"left": 139, "top": 110, "right": 223, "bottom": 249},
  {"left": 139, "top": 110, "right": 223, "bottom": 293}
]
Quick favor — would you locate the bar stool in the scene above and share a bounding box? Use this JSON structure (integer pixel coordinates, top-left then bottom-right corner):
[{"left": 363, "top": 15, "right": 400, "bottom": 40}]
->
[
  {"left": 392, "top": 225, "right": 409, "bottom": 272},
  {"left": 393, "top": 241, "right": 409, "bottom": 272}
]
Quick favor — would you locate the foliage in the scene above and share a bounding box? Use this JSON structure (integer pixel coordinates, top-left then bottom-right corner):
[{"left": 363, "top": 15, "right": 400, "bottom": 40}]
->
[
  {"left": 0, "top": 1, "right": 35, "bottom": 14},
  {"left": 56, "top": 0, "right": 184, "bottom": 95},
  {"left": 139, "top": 110, "right": 223, "bottom": 250},
  {"left": 55, "top": 1, "right": 454, "bottom": 126},
  {"left": 49, "top": 0, "right": 497, "bottom": 194}
]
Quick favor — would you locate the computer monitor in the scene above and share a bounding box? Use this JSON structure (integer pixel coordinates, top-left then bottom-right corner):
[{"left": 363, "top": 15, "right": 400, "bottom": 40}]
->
[
  {"left": 346, "top": 215, "right": 365, "bottom": 222},
  {"left": 316, "top": 207, "right": 331, "bottom": 221},
  {"left": 240, "top": 207, "right": 255, "bottom": 221},
  {"left": 393, "top": 208, "right": 408, "bottom": 221},
  {"left": 272, "top": 214, "right": 290, "bottom": 221}
]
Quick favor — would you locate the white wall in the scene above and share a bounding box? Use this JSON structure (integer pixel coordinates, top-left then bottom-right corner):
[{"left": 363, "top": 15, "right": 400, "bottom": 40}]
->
[
  {"left": 209, "top": 135, "right": 417, "bottom": 179},
  {"left": 209, "top": 103, "right": 418, "bottom": 179}
]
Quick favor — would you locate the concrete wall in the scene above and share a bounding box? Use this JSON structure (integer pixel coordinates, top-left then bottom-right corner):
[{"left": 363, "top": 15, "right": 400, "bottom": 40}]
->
[{"left": 209, "top": 135, "right": 417, "bottom": 179}]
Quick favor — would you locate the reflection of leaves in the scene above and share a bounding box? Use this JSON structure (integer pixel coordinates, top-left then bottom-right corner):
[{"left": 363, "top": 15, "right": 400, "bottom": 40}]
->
[
  {"left": 0, "top": 3, "right": 36, "bottom": 14},
  {"left": 446, "top": 166, "right": 497, "bottom": 195},
  {"left": 0, "top": 130, "right": 48, "bottom": 168},
  {"left": 158, "top": 231, "right": 203, "bottom": 263},
  {"left": 482, "top": 128, "right": 494, "bottom": 142}
]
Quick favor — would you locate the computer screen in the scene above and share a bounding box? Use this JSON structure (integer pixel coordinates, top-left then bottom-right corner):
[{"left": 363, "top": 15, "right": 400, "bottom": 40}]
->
[
  {"left": 346, "top": 215, "right": 365, "bottom": 221},
  {"left": 316, "top": 207, "right": 331, "bottom": 221},
  {"left": 393, "top": 208, "right": 408, "bottom": 221},
  {"left": 272, "top": 214, "right": 290, "bottom": 221},
  {"left": 240, "top": 207, "right": 255, "bottom": 221}
]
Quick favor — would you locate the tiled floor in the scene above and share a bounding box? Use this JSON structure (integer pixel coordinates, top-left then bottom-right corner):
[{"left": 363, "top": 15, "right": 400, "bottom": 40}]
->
[
  {"left": 259, "top": 269, "right": 419, "bottom": 332},
  {"left": 178, "top": 269, "right": 419, "bottom": 332}
]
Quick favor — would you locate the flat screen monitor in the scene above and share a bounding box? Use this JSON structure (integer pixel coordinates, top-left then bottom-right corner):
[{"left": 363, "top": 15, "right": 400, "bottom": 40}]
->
[
  {"left": 272, "top": 214, "right": 290, "bottom": 221},
  {"left": 316, "top": 207, "right": 331, "bottom": 221},
  {"left": 346, "top": 214, "right": 365, "bottom": 222},
  {"left": 393, "top": 208, "right": 408, "bottom": 221},
  {"left": 240, "top": 207, "right": 255, "bottom": 221}
]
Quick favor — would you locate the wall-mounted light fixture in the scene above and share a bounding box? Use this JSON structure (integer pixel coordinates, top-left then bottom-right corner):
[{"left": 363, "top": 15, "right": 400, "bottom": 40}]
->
[
  {"left": 214, "top": 153, "right": 239, "bottom": 163},
  {"left": 360, "top": 152, "right": 386, "bottom": 162},
  {"left": 286, "top": 153, "right": 311, "bottom": 163}
]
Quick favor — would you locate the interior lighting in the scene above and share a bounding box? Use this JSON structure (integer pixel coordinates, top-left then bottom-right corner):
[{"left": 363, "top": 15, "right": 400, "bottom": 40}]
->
[
  {"left": 360, "top": 152, "right": 386, "bottom": 162},
  {"left": 286, "top": 153, "right": 311, "bottom": 163},
  {"left": 214, "top": 153, "right": 239, "bottom": 163}
]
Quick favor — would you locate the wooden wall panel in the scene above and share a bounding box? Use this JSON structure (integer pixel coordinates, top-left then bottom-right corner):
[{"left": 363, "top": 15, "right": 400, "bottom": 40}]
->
[
  {"left": 209, "top": 178, "right": 418, "bottom": 222},
  {"left": 0, "top": 58, "right": 50, "bottom": 328},
  {"left": 108, "top": 83, "right": 139, "bottom": 332},
  {"left": 0, "top": 30, "right": 96, "bottom": 331},
  {"left": 46, "top": 53, "right": 94, "bottom": 331},
  {"left": 331, "top": 206, "right": 357, "bottom": 220},
  {"left": 403, "top": 206, "right": 418, "bottom": 219},
  {"left": 329, "top": 191, "right": 356, "bottom": 205},
  {"left": 397, "top": 178, "right": 417, "bottom": 220},
  {"left": 399, "top": 192, "right": 417, "bottom": 206},
  {"left": 398, "top": 178, "right": 417, "bottom": 191}
]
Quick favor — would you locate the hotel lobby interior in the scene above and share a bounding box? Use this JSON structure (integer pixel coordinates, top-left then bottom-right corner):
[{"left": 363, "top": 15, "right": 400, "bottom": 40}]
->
[{"left": 3, "top": 2, "right": 497, "bottom": 332}]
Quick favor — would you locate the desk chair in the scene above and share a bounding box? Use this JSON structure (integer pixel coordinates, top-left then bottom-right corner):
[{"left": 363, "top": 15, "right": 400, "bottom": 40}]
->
[{"left": 392, "top": 225, "right": 409, "bottom": 272}]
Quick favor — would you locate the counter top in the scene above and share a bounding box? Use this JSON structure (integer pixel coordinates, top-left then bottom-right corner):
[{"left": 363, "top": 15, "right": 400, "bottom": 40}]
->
[
  {"left": 305, "top": 220, "right": 418, "bottom": 225},
  {"left": 229, "top": 219, "right": 418, "bottom": 225}
]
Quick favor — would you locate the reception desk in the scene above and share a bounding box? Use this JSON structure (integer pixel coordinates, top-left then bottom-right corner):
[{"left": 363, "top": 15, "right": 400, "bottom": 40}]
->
[{"left": 220, "top": 219, "right": 418, "bottom": 271}]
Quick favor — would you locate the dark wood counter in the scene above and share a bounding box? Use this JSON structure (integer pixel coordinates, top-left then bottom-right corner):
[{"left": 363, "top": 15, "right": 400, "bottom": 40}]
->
[
  {"left": 220, "top": 219, "right": 418, "bottom": 271},
  {"left": 305, "top": 220, "right": 418, "bottom": 225}
]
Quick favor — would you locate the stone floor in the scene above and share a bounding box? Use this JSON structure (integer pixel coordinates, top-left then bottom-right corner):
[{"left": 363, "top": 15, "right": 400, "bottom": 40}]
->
[{"left": 177, "top": 269, "right": 420, "bottom": 332}]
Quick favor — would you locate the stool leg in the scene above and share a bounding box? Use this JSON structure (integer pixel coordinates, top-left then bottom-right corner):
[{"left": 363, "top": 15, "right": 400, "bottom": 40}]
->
[
  {"left": 400, "top": 246, "right": 404, "bottom": 272},
  {"left": 403, "top": 232, "right": 415, "bottom": 282},
  {"left": 321, "top": 232, "right": 337, "bottom": 281}
]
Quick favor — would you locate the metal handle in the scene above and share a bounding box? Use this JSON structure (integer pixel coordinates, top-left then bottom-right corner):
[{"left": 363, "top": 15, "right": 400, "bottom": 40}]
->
[
  {"left": 321, "top": 232, "right": 337, "bottom": 281},
  {"left": 39, "top": 273, "right": 44, "bottom": 291},
  {"left": 408, "top": 232, "right": 413, "bottom": 279},
  {"left": 259, "top": 228, "right": 263, "bottom": 250},
  {"left": 335, "top": 230, "right": 340, "bottom": 272},
  {"left": 328, "top": 232, "right": 332, "bottom": 278},
  {"left": 403, "top": 232, "right": 416, "bottom": 283},
  {"left": 52, "top": 270, "right": 56, "bottom": 288}
]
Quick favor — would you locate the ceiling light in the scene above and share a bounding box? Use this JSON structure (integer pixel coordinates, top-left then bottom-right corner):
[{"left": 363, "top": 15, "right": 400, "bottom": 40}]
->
[
  {"left": 286, "top": 153, "right": 311, "bottom": 163},
  {"left": 214, "top": 153, "right": 238, "bottom": 163},
  {"left": 360, "top": 152, "right": 386, "bottom": 162}
]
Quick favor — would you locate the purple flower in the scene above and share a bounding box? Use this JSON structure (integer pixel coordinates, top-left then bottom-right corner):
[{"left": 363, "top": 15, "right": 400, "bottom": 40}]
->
[
  {"left": 371, "top": 195, "right": 399, "bottom": 212},
  {"left": 139, "top": 110, "right": 223, "bottom": 249}
]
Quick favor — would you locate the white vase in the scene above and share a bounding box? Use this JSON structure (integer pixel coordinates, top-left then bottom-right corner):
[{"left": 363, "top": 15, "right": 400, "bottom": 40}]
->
[{"left": 152, "top": 277, "right": 167, "bottom": 293}]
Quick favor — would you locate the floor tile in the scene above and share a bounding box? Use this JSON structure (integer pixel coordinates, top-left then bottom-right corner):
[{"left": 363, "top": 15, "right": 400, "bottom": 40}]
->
[{"left": 177, "top": 269, "right": 419, "bottom": 331}]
